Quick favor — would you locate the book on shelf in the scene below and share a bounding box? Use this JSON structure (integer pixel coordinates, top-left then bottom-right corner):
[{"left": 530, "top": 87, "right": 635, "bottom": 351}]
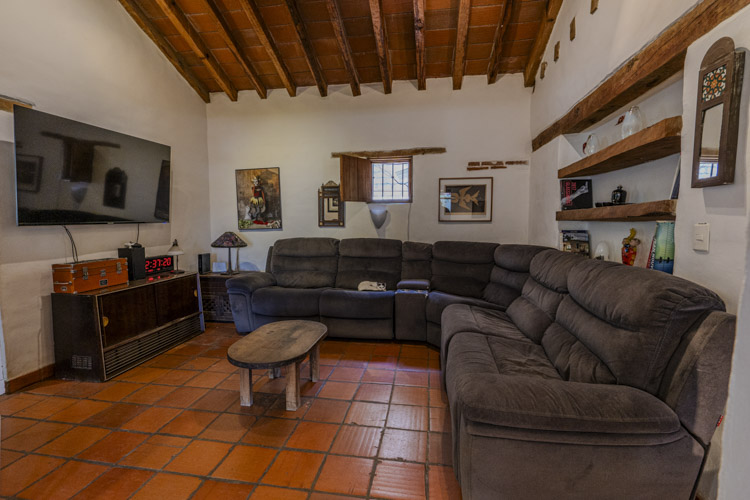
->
[{"left": 560, "top": 179, "right": 593, "bottom": 210}]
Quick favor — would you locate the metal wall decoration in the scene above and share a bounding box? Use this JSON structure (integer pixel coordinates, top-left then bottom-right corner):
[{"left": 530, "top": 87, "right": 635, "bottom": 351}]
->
[
  {"left": 318, "top": 181, "right": 344, "bottom": 227},
  {"left": 691, "top": 37, "right": 745, "bottom": 188},
  {"left": 236, "top": 167, "right": 282, "bottom": 230}
]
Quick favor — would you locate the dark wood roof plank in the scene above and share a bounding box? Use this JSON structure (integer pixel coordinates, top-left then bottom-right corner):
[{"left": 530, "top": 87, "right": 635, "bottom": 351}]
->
[
  {"left": 523, "top": 0, "right": 563, "bottom": 88},
  {"left": 203, "top": 0, "right": 268, "bottom": 99},
  {"left": 282, "top": 0, "right": 329, "bottom": 96},
  {"left": 369, "top": 0, "right": 393, "bottom": 93},
  {"left": 119, "top": 0, "right": 211, "bottom": 102},
  {"left": 153, "top": 0, "right": 239, "bottom": 101},
  {"left": 413, "top": 0, "right": 426, "bottom": 90},
  {"left": 238, "top": 0, "right": 298, "bottom": 96},
  {"left": 452, "top": 0, "right": 471, "bottom": 90},
  {"left": 325, "top": 0, "right": 362, "bottom": 96},
  {"left": 487, "top": 0, "right": 515, "bottom": 84}
]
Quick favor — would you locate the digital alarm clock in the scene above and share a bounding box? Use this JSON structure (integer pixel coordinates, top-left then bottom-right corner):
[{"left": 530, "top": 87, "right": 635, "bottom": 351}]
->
[{"left": 144, "top": 255, "right": 174, "bottom": 275}]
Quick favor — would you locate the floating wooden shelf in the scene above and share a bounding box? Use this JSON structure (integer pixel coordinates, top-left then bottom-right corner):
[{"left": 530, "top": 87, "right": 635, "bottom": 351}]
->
[
  {"left": 558, "top": 117, "right": 682, "bottom": 179},
  {"left": 556, "top": 200, "right": 677, "bottom": 222}
]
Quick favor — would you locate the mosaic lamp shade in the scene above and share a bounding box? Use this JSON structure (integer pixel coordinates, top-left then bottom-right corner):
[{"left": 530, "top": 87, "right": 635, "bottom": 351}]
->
[{"left": 211, "top": 232, "right": 247, "bottom": 275}]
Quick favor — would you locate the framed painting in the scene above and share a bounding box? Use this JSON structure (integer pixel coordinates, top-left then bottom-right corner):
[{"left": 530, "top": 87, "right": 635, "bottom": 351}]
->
[
  {"left": 438, "top": 177, "right": 493, "bottom": 222},
  {"left": 236, "top": 167, "right": 282, "bottom": 230}
]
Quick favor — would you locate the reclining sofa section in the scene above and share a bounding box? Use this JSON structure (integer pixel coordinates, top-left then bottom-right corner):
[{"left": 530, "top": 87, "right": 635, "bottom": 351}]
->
[
  {"left": 226, "top": 237, "right": 736, "bottom": 499},
  {"left": 225, "top": 237, "right": 546, "bottom": 345},
  {"left": 444, "top": 250, "right": 735, "bottom": 499}
]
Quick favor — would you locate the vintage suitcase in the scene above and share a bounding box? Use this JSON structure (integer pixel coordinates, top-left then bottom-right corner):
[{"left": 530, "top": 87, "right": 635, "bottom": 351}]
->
[{"left": 53, "top": 258, "right": 129, "bottom": 294}]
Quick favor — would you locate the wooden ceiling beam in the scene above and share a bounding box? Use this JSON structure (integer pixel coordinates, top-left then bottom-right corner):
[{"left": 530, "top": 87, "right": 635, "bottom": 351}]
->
[
  {"left": 153, "top": 0, "right": 237, "bottom": 101},
  {"left": 325, "top": 0, "right": 361, "bottom": 96},
  {"left": 238, "top": 0, "right": 297, "bottom": 97},
  {"left": 523, "top": 0, "right": 563, "bottom": 88},
  {"left": 532, "top": 0, "right": 750, "bottom": 151},
  {"left": 118, "top": 0, "right": 210, "bottom": 103},
  {"left": 282, "top": 0, "right": 328, "bottom": 97},
  {"left": 413, "top": 0, "right": 426, "bottom": 90},
  {"left": 202, "top": 0, "right": 267, "bottom": 99},
  {"left": 369, "top": 0, "right": 392, "bottom": 94},
  {"left": 487, "top": 0, "right": 515, "bottom": 84},
  {"left": 452, "top": 0, "right": 471, "bottom": 90}
]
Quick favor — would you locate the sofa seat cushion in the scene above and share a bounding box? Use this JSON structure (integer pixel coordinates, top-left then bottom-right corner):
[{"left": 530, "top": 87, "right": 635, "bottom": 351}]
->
[
  {"left": 426, "top": 291, "right": 502, "bottom": 325},
  {"left": 251, "top": 286, "right": 325, "bottom": 317},
  {"left": 320, "top": 289, "right": 395, "bottom": 319},
  {"left": 447, "top": 333, "right": 681, "bottom": 436}
]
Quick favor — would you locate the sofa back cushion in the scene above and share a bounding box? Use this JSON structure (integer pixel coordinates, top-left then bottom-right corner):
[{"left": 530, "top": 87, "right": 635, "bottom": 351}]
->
[
  {"left": 431, "top": 241, "right": 498, "bottom": 298},
  {"left": 542, "top": 259, "right": 726, "bottom": 394},
  {"left": 482, "top": 245, "right": 549, "bottom": 307},
  {"left": 505, "top": 250, "right": 582, "bottom": 343},
  {"left": 271, "top": 237, "right": 339, "bottom": 288},
  {"left": 335, "top": 238, "right": 403, "bottom": 290},
  {"left": 401, "top": 241, "right": 432, "bottom": 280}
]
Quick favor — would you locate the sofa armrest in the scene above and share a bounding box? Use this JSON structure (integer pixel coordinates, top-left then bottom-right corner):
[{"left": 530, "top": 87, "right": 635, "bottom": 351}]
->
[
  {"left": 453, "top": 374, "right": 680, "bottom": 435},
  {"left": 398, "top": 279, "right": 430, "bottom": 291},
  {"left": 226, "top": 272, "right": 276, "bottom": 293}
]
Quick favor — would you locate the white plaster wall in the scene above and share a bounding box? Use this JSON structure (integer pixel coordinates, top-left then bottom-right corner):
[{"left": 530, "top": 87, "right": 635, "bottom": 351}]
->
[
  {"left": 528, "top": 2, "right": 750, "bottom": 498},
  {"left": 530, "top": 0, "right": 699, "bottom": 134},
  {"left": 0, "top": 0, "right": 210, "bottom": 380},
  {"left": 207, "top": 76, "right": 532, "bottom": 270}
]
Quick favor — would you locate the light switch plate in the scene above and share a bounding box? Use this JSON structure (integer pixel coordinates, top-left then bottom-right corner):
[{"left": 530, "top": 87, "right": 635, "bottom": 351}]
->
[{"left": 693, "top": 223, "right": 710, "bottom": 252}]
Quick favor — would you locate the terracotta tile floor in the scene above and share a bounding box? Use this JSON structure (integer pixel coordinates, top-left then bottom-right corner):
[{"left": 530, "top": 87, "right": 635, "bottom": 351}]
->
[{"left": 0, "top": 323, "right": 462, "bottom": 499}]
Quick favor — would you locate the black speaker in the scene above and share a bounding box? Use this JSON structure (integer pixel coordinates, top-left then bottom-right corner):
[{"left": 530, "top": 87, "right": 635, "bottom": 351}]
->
[
  {"left": 118, "top": 247, "right": 146, "bottom": 281},
  {"left": 198, "top": 253, "right": 211, "bottom": 274}
]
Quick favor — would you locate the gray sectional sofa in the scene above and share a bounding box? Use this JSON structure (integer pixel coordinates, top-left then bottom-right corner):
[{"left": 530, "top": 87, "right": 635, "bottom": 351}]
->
[{"left": 226, "top": 237, "right": 736, "bottom": 500}]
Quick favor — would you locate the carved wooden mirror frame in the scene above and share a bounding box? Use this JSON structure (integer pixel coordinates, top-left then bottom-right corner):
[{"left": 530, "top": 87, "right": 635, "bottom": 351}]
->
[
  {"left": 691, "top": 37, "right": 745, "bottom": 188},
  {"left": 318, "top": 181, "right": 345, "bottom": 227}
]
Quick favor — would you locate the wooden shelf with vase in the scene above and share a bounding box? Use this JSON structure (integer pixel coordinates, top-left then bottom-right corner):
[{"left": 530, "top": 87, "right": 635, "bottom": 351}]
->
[
  {"left": 559, "top": 117, "right": 682, "bottom": 179},
  {"left": 556, "top": 200, "right": 677, "bottom": 222}
]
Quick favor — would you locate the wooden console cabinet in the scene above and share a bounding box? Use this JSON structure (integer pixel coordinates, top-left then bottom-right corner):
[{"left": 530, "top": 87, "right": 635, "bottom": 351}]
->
[
  {"left": 51, "top": 272, "right": 204, "bottom": 382},
  {"left": 199, "top": 271, "right": 248, "bottom": 322}
]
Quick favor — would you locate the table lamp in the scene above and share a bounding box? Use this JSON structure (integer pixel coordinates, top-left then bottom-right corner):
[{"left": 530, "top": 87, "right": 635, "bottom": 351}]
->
[
  {"left": 211, "top": 231, "right": 247, "bottom": 275},
  {"left": 167, "top": 239, "right": 185, "bottom": 274}
]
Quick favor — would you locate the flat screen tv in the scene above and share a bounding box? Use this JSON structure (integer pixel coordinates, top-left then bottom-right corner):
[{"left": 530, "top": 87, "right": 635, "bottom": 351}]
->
[{"left": 13, "top": 106, "right": 171, "bottom": 226}]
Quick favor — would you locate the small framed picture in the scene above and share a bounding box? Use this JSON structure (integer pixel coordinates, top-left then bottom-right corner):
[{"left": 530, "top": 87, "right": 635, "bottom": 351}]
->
[
  {"left": 212, "top": 262, "right": 228, "bottom": 273},
  {"left": 438, "top": 177, "right": 493, "bottom": 222},
  {"left": 16, "top": 154, "right": 43, "bottom": 192}
]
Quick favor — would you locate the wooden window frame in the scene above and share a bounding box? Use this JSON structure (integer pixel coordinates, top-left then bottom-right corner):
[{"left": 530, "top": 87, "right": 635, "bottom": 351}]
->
[
  {"left": 340, "top": 154, "right": 413, "bottom": 203},
  {"left": 370, "top": 157, "right": 413, "bottom": 203}
]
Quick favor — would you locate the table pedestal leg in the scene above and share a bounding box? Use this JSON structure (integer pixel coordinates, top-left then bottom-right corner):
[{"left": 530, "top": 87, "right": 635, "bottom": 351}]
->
[
  {"left": 285, "top": 361, "right": 301, "bottom": 411},
  {"left": 239, "top": 368, "right": 253, "bottom": 407},
  {"left": 310, "top": 345, "right": 320, "bottom": 383}
]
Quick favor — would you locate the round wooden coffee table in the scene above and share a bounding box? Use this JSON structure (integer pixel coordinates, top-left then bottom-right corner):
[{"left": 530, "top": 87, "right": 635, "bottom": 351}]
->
[{"left": 227, "top": 320, "right": 328, "bottom": 411}]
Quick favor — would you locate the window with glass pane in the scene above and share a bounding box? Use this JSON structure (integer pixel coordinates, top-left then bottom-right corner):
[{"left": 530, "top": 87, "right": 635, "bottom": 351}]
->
[{"left": 371, "top": 160, "right": 411, "bottom": 202}]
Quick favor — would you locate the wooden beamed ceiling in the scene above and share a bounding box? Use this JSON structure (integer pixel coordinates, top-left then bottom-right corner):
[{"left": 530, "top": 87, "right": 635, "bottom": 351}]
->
[{"left": 120, "top": 0, "right": 549, "bottom": 101}]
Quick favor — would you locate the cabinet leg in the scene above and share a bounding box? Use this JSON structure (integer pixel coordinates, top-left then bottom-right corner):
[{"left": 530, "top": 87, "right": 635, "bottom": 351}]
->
[
  {"left": 310, "top": 344, "right": 320, "bottom": 383},
  {"left": 239, "top": 368, "right": 253, "bottom": 407},
  {"left": 285, "top": 362, "right": 301, "bottom": 411}
]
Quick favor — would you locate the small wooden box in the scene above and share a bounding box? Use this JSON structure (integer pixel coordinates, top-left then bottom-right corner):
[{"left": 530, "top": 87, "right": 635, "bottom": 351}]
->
[{"left": 53, "top": 258, "right": 129, "bottom": 294}]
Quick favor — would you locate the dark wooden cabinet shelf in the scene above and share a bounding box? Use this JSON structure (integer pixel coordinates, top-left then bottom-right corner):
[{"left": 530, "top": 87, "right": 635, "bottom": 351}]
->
[
  {"left": 556, "top": 200, "right": 677, "bottom": 222},
  {"left": 558, "top": 117, "right": 682, "bottom": 179},
  {"left": 51, "top": 272, "right": 204, "bottom": 382},
  {"left": 200, "top": 271, "right": 249, "bottom": 322}
]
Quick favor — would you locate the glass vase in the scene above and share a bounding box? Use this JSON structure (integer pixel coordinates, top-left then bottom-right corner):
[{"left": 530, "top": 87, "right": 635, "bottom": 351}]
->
[{"left": 622, "top": 106, "right": 644, "bottom": 139}]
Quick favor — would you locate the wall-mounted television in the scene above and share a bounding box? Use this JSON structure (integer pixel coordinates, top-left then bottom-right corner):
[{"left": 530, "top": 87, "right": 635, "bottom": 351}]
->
[{"left": 13, "top": 106, "right": 171, "bottom": 226}]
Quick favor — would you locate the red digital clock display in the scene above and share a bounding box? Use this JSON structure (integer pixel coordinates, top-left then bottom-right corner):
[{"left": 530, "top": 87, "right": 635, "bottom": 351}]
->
[{"left": 145, "top": 255, "right": 174, "bottom": 275}]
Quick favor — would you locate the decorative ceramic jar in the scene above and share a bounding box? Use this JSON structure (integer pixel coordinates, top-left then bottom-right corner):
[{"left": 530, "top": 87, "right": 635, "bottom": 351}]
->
[{"left": 611, "top": 185, "right": 627, "bottom": 204}]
